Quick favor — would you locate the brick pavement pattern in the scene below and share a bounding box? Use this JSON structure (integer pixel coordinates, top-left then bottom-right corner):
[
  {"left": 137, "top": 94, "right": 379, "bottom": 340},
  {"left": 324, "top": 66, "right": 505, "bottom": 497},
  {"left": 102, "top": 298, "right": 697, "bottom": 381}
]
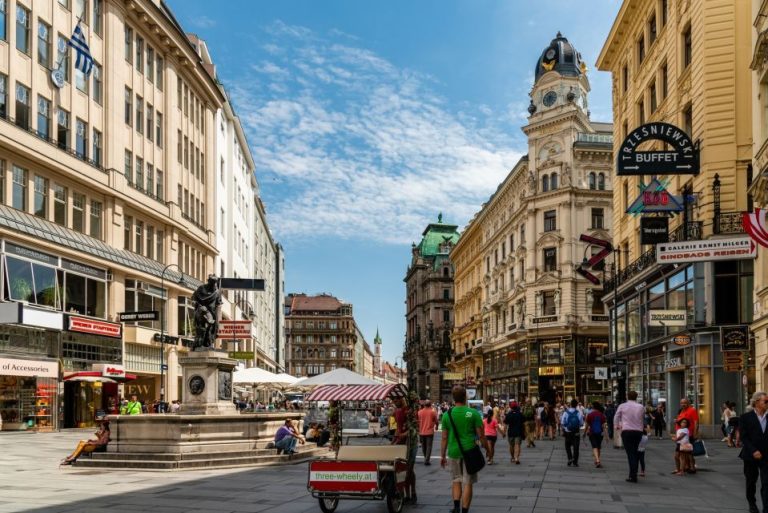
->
[{"left": 0, "top": 430, "right": 754, "bottom": 512}]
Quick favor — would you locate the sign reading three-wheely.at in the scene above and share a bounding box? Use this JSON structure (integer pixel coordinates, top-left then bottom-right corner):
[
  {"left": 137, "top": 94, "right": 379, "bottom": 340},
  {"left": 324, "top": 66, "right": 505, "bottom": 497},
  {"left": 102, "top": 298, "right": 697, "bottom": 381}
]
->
[{"left": 618, "top": 122, "right": 699, "bottom": 176}]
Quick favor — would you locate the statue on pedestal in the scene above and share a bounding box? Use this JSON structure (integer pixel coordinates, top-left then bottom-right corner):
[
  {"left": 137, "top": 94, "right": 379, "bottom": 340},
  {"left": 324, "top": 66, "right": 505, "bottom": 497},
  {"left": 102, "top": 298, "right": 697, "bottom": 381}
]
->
[{"left": 192, "top": 274, "right": 222, "bottom": 351}]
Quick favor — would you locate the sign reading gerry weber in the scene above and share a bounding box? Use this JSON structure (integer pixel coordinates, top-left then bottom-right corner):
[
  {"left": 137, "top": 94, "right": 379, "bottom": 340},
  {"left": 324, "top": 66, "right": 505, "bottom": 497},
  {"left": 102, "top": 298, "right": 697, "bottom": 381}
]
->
[{"left": 617, "top": 122, "right": 699, "bottom": 176}]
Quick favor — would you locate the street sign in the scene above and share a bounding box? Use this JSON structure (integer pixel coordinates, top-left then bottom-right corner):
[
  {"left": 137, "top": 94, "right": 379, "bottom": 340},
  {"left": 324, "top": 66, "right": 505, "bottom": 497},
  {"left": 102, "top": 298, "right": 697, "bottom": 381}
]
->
[
  {"left": 153, "top": 333, "right": 179, "bottom": 344},
  {"left": 118, "top": 310, "right": 159, "bottom": 322},
  {"left": 594, "top": 367, "right": 608, "bottom": 380},
  {"left": 617, "top": 122, "right": 699, "bottom": 176},
  {"left": 218, "top": 278, "right": 265, "bottom": 291},
  {"left": 160, "top": 364, "right": 169, "bottom": 371},
  {"left": 723, "top": 351, "right": 744, "bottom": 372},
  {"left": 640, "top": 217, "right": 669, "bottom": 244},
  {"left": 656, "top": 237, "right": 757, "bottom": 264},
  {"left": 648, "top": 310, "right": 687, "bottom": 327},
  {"left": 217, "top": 320, "right": 252, "bottom": 339}
]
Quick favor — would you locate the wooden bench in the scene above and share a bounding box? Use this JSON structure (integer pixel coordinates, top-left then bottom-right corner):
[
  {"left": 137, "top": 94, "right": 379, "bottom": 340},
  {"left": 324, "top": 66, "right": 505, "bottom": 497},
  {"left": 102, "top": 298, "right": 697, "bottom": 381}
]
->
[{"left": 336, "top": 446, "right": 407, "bottom": 472}]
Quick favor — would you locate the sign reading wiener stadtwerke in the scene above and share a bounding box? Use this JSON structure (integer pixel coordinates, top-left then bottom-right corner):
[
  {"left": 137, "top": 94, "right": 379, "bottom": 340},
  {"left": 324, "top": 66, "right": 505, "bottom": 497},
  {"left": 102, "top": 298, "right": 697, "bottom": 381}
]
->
[{"left": 618, "top": 122, "right": 699, "bottom": 176}]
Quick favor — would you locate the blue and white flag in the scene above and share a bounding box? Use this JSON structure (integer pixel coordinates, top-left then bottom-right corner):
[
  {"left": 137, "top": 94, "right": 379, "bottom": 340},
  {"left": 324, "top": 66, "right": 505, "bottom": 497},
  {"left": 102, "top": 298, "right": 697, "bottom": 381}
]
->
[{"left": 68, "top": 22, "right": 93, "bottom": 76}]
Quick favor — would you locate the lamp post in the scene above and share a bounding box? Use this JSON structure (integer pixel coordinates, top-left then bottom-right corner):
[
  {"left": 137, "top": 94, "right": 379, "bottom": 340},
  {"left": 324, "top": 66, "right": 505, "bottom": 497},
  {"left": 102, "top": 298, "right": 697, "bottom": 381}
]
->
[
  {"left": 160, "top": 263, "right": 186, "bottom": 403},
  {"left": 519, "top": 313, "right": 539, "bottom": 401}
]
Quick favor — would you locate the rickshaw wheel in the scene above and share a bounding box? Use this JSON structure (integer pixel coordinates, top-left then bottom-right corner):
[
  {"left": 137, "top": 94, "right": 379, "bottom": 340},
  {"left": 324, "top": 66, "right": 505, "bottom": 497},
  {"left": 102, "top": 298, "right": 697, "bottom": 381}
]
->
[
  {"left": 318, "top": 497, "right": 339, "bottom": 513},
  {"left": 386, "top": 490, "right": 404, "bottom": 513}
]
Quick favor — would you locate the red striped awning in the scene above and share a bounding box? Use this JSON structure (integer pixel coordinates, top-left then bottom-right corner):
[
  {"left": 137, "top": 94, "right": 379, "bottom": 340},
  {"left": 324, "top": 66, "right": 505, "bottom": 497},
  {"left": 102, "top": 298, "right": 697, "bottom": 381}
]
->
[{"left": 306, "top": 383, "right": 408, "bottom": 402}]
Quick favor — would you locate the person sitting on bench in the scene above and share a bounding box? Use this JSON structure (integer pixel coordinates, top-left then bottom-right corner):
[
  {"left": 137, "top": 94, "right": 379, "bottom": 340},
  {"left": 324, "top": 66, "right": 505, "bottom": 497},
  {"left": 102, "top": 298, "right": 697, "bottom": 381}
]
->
[
  {"left": 61, "top": 420, "right": 110, "bottom": 465},
  {"left": 274, "top": 419, "right": 304, "bottom": 455}
]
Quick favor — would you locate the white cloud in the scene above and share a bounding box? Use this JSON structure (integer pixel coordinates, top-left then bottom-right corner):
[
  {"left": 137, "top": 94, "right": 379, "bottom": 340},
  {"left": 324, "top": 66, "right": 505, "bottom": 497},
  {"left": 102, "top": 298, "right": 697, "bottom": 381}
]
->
[
  {"left": 231, "top": 21, "right": 523, "bottom": 244},
  {"left": 190, "top": 15, "right": 216, "bottom": 29}
]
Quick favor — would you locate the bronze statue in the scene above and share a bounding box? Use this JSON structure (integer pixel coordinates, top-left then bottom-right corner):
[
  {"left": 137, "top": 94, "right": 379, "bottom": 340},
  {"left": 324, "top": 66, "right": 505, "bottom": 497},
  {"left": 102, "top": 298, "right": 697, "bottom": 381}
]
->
[{"left": 192, "top": 274, "right": 222, "bottom": 351}]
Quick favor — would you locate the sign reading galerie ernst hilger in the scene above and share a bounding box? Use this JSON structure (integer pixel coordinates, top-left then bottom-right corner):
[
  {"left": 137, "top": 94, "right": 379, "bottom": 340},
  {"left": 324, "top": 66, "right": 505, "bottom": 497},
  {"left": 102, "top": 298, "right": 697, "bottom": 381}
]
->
[{"left": 656, "top": 237, "right": 756, "bottom": 264}]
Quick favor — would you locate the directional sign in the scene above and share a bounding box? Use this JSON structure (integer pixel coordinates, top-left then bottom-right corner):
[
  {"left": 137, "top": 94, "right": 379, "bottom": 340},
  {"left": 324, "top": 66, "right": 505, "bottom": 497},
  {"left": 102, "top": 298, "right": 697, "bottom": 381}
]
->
[
  {"left": 119, "top": 310, "right": 159, "bottom": 322},
  {"left": 617, "top": 122, "right": 699, "bottom": 176},
  {"left": 218, "top": 278, "right": 265, "bottom": 291}
]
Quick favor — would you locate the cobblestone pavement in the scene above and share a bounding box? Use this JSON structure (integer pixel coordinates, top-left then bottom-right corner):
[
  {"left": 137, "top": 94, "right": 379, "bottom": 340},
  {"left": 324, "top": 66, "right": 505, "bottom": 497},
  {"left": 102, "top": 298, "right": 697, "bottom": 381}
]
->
[{"left": 0, "top": 429, "right": 755, "bottom": 513}]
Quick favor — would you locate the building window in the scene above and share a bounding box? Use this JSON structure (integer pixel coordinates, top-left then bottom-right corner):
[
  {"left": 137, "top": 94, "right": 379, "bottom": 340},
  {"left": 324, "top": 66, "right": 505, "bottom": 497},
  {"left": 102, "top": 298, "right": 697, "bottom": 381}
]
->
[
  {"left": 37, "top": 20, "right": 51, "bottom": 67},
  {"left": 135, "top": 220, "right": 143, "bottom": 254},
  {"left": 136, "top": 96, "right": 143, "bottom": 135},
  {"left": 92, "top": 129, "right": 102, "bottom": 166},
  {"left": 12, "top": 165, "right": 27, "bottom": 211},
  {"left": 588, "top": 172, "right": 596, "bottom": 189},
  {"left": 184, "top": 136, "right": 189, "bottom": 168},
  {"left": 57, "top": 108, "right": 69, "bottom": 150},
  {"left": 0, "top": 0, "right": 6, "bottom": 42},
  {"left": 90, "top": 200, "right": 102, "bottom": 239},
  {"left": 33, "top": 175, "right": 48, "bottom": 218},
  {"left": 683, "top": 103, "right": 692, "bottom": 136},
  {"left": 661, "top": 62, "right": 668, "bottom": 99},
  {"left": 661, "top": 0, "right": 668, "bottom": 26},
  {"left": 543, "top": 248, "right": 557, "bottom": 272},
  {"left": 156, "top": 112, "right": 163, "bottom": 147},
  {"left": 53, "top": 184, "right": 66, "bottom": 225},
  {"left": 146, "top": 45, "right": 154, "bottom": 82},
  {"left": 125, "top": 87, "right": 132, "bottom": 126},
  {"left": 135, "top": 36, "right": 143, "bottom": 72},
  {"left": 93, "top": 62, "right": 102, "bottom": 104},
  {"left": 37, "top": 95, "right": 51, "bottom": 141},
  {"left": 135, "top": 157, "right": 143, "bottom": 191},
  {"left": 156, "top": 56, "right": 164, "bottom": 90},
  {"left": 15, "top": 82, "right": 30, "bottom": 130},
  {"left": 75, "top": 119, "right": 87, "bottom": 159},
  {"left": 591, "top": 208, "right": 604, "bottom": 229},
  {"left": 73, "top": 0, "right": 85, "bottom": 22},
  {"left": 623, "top": 180, "right": 629, "bottom": 210},
  {"left": 124, "top": 25, "right": 132, "bottom": 62},
  {"left": 124, "top": 150, "right": 133, "bottom": 183},
  {"left": 650, "top": 81, "right": 657, "bottom": 112},
  {"left": 92, "top": 0, "right": 102, "bottom": 36},
  {"left": 156, "top": 230, "right": 163, "bottom": 261},
  {"left": 123, "top": 215, "right": 132, "bottom": 250},
  {"left": 543, "top": 210, "right": 556, "bottom": 232},
  {"left": 75, "top": 66, "right": 88, "bottom": 94},
  {"left": 146, "top": 104, "right": 153, "bottom": 141},
  {"left": 0, "top": 74, "right": 6, "bottom": 119},
  {"left": 638, "top": 99, "right": 645, "bottom": 124},
  {"left": 156, "top": 169, "right": 163, "bottom": 200},
  {"left": 682, "top": 25, "right": 692, "bottom": 70},
  {"left": 15, "top": 5, "right": 29, "bottom": 54},
  {"left": 550, "top": 173, "right": 558, "bottom": 190},
  {"left": 72, "top": 192, "right": 84, "bottom": 232},
  {"left": 57, "top": 34, "right": 69, "bottom": 81},
  {"left": 597, "top": 173, "right": 606, "bottom": 190},
  {"left": 124, "top": 280, "right": 164, "bottom": 329},
  {"left": 622, "top": 63, "right": 628, "bottom": 93},
  {"left": 543, "top": 291, "right": 556, "bottom": 316},
  {"left": 648, "top": 12, "right": 657, "bottom": 45},
  {"left": 146, "top": 164, "right": 153, "bottom": 198},
  {"left": 541, "top": 174, "right": 549, "bottom": 192},
  {"left": 637, "top": 34, "right": 644, "bottom": 65}
]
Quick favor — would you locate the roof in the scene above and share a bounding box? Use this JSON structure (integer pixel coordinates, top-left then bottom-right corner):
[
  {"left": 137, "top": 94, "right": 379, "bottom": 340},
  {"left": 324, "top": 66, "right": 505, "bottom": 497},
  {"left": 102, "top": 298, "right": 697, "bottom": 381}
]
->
[
  {"left": 535, "top": 32, "right": 585, "bottom": 82},
  {"left": 306, "top": 383, "right": 408, "bottom": 401},
  {"left": 289, "top": 294, "right": 343, "bottom": 313},
  {"left": 417, "top": 218, "right": 460, "bottom": 258}
]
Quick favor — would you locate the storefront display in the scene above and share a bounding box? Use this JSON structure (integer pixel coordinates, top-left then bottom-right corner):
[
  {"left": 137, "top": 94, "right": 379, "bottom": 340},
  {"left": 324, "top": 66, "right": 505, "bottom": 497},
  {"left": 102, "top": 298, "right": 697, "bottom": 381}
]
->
[{"left": 0, "top": 356, "right": 59, "bottom": 431}]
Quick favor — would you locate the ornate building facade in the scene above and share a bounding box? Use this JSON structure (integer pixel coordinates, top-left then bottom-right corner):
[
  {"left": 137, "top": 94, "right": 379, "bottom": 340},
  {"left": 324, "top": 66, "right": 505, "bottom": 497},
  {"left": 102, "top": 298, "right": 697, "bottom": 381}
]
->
[
  {"left": 598, "top": 0, "right": 753, "bottom": 434},
  {"left": 450, "top": 34, "right": 614, "bottom": 405},
  {"left": 404, "top": 216, "right": 459, "bottom": 403}
]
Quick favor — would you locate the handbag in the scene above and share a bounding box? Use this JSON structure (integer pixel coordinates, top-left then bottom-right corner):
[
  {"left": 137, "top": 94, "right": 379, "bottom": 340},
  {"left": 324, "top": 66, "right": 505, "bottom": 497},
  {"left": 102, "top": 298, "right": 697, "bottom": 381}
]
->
[
  {"left": 447, "top": 407, "right": 486, "bottom": 474},
  {"left": 692, "top": 439, "right": 707, "bottom": 456},
  {"left": 679, "top": 441, "right": 694, "bottom": 453}
]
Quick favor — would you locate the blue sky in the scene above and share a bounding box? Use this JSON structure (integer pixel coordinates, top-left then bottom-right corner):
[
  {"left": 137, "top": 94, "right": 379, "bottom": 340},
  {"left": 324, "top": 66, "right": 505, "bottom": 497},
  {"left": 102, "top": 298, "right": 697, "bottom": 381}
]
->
[{"left": 167, "top": 0, "right": 622, "bottom": 365}]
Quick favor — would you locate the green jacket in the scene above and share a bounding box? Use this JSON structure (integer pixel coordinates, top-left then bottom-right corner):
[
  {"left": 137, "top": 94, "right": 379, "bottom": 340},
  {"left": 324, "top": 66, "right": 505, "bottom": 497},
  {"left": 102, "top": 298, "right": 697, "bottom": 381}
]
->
[{"left": 121, "top": 401, "right": 142, "bottom": 415}]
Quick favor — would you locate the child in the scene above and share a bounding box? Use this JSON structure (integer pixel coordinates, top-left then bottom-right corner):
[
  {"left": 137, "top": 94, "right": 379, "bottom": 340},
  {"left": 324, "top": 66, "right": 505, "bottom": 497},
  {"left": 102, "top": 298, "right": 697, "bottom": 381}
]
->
[
  {"left": 673, "top": 418, "right": 692, "bottom": 475},
  {"left": 638, "top": 432, "right": 648, "bottom": 477}
]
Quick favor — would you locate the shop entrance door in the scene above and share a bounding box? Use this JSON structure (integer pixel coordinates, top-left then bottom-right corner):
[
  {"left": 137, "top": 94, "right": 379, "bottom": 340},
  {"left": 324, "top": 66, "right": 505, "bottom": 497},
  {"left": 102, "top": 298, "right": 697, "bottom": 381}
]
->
[
  {"left": 539, "top": 376, "right": 563, "bottom": 405},
  {"left": 667, "top": 371, "right": 684, "bottom": 430}
]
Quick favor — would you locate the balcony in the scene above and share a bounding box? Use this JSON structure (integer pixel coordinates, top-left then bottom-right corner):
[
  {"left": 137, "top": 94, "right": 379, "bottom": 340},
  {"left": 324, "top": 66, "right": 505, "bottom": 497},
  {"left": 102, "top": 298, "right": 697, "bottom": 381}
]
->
[
  {"left": 576, "top": 132, "right": 613, "bottom": 145},
  {"left": 714, "top": 211, "right": 746, "bottom": 235}
]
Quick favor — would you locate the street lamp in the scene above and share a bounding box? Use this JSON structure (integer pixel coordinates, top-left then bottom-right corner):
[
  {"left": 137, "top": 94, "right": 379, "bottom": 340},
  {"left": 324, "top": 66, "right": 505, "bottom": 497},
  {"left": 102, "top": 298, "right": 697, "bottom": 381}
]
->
[{"left": 160, "top": 263, "right": 187, "bottom": 403}]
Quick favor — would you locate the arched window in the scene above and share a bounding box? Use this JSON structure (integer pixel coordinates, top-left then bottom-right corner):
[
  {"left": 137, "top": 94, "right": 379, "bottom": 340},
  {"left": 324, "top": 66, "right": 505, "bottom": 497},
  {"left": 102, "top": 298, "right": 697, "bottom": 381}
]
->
[
  {"left": 550, "top": 173, "right": 558, "bottom": 190},
  {"left": 541, "top": 174, "right": 549, "bottom": 192},
  {"left": 598, "top": 173, "right": 606, "bottom": 190},
  {"left": 295, "top": 347, "right": 302, "bottom": 359},
  {"left": 588, "top": 172, "right": 596, "bottom": 189}
]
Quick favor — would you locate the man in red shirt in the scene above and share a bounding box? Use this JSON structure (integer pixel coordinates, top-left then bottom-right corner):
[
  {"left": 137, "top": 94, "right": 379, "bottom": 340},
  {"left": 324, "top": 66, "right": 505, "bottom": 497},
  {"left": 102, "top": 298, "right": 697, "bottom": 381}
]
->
[
  {"left": 418, "top": 401, "right": 439, "bottom": 465},
  {"left": 391, "top": 397, "right": 417, "bottom": 502},
  {"left": 675, "top": 398, "right": 700, "bottom": 473}
]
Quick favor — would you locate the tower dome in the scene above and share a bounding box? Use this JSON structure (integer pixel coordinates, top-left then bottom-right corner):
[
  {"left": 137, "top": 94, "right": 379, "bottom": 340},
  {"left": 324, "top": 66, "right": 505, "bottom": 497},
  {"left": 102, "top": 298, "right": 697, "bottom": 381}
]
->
[{"left": 534, "top": 32, "right": 586, "bottom": 82}]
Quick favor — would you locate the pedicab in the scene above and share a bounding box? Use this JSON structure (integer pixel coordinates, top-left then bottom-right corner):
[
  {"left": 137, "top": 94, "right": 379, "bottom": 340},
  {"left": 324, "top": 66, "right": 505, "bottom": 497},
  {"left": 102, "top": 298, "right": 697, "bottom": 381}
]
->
[{"left": 306, "top": 383, "right": 415, "bottom": 513}]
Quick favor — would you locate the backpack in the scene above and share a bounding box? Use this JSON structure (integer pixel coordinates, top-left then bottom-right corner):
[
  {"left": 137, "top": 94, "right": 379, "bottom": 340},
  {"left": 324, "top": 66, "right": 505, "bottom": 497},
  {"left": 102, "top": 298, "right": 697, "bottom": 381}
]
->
[
  {"left": 522, "top": 404, "right": 534, "bottom": 419},
  {"left": 565, "top": 410, "right": 581, "bottom": 432},
  {"left": 590, "top": 414, "right": 603, "bottom": 435}
]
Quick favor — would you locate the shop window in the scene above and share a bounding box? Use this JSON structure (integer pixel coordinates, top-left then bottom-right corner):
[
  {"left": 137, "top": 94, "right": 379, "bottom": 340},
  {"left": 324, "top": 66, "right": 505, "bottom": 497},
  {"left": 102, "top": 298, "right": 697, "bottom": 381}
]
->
[
  {"left": 15, "top": 82, "right": 30, "bottom": 130},
  {"left": 540, "top": 340, "right": 563, "bottom": 365},
  {"left": 3, "top": 256, "right": 59, "bottom": 308},
  {"left": 543, "top": 290, "right": 556, "bottom": 315}
]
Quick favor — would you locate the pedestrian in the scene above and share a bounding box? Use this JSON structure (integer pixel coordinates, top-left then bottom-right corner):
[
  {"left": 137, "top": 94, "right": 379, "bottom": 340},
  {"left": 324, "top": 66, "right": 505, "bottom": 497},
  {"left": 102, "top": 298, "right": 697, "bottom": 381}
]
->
[
  {"left": 418, "top": 400, "right": 439, "bottom": 465},
  {"left": 391, "top": 396, "right": 417, "bottom": 503},
  {"left": 638, "top": 432, "right": 648, "bottom": 477},
  {"left": 388, "top": 409, "right": 397, "bottom": 440},
  {"left": 440, "top": 385, "right": 489, "bottom": 513},
  {"left": 536, "top": 402, "right": 545, "bottom": 440},
  {"left": 739, "top": 391, "right": 768, "bottom": 513},
  {"left": 483, "top": 409, "right": 503, "bottom": 465},
  {"left": 504, "top": 401, "right": 524, "bottom": 465},
  {"left": 728, "top": 401, "right": 741, "bottom": 448},
  {"left": 60, "top": 420, "right": 110, "bottom": 465},
  {"left": 522, "top": 399, "right": 536, "bottom": 447},
  {"left": 614, "top": 390, "right": 646, "bottom": 483},
  {"left": 674, "top": 398, "right": 700, "bottom": 473},
  {"left": 555, "top": 401, "right": 564, "bottom": 436},
  {"left": 605, "top": 401, "right": 616, "bottom": 440},
  {"left": 273, "top": 418, "right": 304, "bottom": 455},
  {"left": 120, "top": 395, "right": 142, "bottom": 415},
  {"left": 673, "top": 418, "right": 693, "bottom": 475},
  {"left": 546, "top": 403, "right": 557, "bottom": 440},
  {"left": 561, "top": 399, "right": 583, "bottom": 467},
  {"left": 585, "top": 401, "right": 607, "bottom": 468},
  {"left": 651, "top": 404, "right": 666, "bottom": 439}
]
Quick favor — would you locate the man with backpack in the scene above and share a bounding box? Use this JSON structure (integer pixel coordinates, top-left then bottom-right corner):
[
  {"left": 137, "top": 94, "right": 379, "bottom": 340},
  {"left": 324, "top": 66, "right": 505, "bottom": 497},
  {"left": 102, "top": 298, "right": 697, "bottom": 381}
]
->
[
  {"left": 585, "top": 401, "right": 607, "bottom": 468},
  {"left": 561, "top": 399, "right": 584, "bottom": 467},
  {"left": 522, "top": 399, "right": 536, "bottom": 448}
]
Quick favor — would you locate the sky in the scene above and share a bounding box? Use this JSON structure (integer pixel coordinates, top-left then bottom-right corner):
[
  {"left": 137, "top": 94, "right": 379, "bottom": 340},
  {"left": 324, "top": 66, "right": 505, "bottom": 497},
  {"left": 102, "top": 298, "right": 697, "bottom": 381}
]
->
[{"left": 167, "top": 0, "right": 623, "bottom": 365}]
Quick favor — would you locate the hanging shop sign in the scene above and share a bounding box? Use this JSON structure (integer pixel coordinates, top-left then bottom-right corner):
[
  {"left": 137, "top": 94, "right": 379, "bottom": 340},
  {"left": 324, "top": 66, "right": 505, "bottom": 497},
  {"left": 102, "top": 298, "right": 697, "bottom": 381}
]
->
[
  {"left": 627, "top": 178, "right": 685, "bottom": 215},
  {"left": 720, "top": 325, "right": 750, "bottom": 352},
  {"left": 66, "top": 315, "right": 122, "bottom": 338},
  {"left": 442, "top": 372, "right": 464, "bottom": 380},
  {"left": 648, "top": 310, "right": 687, "bottom": 327},
  {"left": 216, "top": 320, "right": 252, "bottom": 339},
  {"left": 0, "top": 356, "right": 58, "bottom": 378},
  {"left": 640, "top": 217, "right": 670, "bottom": 244},
  {"left": 672, "top": 334, "right": 692, "bottom": 347},
  {"left": 93, "top": 363, "right": 126, "bottom": 378},
  {"left": 723, "top": 351, "right": 745, "bottom": 372},
  {"left": 594, "top": 367, "right": 608, "bottom": 380},
  {"left": 617, "top": 122, "right": 699, "bottom": 176},
  {"left": 538, "top": 366, "right": 564, "bottom": 376},
  {"left": 743, "top": 208, "right": 768, "bottom": 248},
  {"left": 656, "top": 237, "right": 757, "bottom": 264}
]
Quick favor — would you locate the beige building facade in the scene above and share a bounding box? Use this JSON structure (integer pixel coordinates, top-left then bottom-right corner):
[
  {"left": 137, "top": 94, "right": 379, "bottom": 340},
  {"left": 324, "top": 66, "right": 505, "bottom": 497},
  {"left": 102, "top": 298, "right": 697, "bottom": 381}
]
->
[
  {"left": 0, "top": 0, "right": 222, "bottom": 430},
  {"left": 598, "top": 0, "right": 753, "bottom": 432},
  {"left": 450, "top": 34, "right": 613, "bottom": 404}
]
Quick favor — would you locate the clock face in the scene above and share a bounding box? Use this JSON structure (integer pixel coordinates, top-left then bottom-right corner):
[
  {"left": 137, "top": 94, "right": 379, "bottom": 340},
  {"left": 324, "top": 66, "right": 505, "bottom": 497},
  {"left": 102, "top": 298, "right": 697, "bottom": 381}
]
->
[
  {"left": 543, "top": 91, "right": 557, "bottom": 107},
  {"left": 545, "top": 48, "right": 556, "bottom": 60}
]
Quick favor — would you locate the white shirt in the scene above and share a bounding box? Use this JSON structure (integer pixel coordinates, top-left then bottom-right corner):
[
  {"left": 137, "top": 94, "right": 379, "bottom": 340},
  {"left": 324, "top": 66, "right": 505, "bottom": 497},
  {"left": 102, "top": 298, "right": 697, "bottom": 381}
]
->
[{"left": 758, "top": 411, "right": 768, "bottom": 433}]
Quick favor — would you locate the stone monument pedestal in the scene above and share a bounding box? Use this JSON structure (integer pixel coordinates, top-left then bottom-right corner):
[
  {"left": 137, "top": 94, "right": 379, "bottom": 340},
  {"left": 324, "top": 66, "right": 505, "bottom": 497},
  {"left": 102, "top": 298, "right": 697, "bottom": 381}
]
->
[{"left": 180, "top": 350, "right": 237, "bottom": 415}]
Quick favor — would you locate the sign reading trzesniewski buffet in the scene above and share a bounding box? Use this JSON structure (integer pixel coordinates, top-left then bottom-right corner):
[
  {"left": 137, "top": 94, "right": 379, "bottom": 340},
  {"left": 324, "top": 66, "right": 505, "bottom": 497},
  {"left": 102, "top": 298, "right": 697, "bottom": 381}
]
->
[
  {"left": 617, "top": 122, "right": 699, "bottom": 176},
  {"left": 656, "top": 237, "right": 756, "bottom": 264}
]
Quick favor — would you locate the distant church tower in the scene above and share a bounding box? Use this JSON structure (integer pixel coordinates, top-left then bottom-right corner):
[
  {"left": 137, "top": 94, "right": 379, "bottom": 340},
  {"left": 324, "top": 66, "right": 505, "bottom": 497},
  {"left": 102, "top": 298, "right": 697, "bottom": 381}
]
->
[{"left": 373, "top": 328, "right": 382, "bottom": 376}]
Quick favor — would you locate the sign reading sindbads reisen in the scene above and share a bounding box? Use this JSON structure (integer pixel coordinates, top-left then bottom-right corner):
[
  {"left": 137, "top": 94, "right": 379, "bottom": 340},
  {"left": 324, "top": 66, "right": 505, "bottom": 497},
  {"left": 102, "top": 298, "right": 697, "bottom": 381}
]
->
[{"left": 618, "top": 122, "right": 699, "bottom": 176}]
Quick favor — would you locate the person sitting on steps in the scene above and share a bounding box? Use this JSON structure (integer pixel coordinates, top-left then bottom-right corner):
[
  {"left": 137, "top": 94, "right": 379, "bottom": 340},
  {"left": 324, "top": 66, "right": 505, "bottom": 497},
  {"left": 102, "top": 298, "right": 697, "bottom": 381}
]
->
[
  {"left": 274, "top": 419, "right": 304, "bottom": 455},
  {"left": 61, "top": 420, "right": 110, "bottom": 465}
]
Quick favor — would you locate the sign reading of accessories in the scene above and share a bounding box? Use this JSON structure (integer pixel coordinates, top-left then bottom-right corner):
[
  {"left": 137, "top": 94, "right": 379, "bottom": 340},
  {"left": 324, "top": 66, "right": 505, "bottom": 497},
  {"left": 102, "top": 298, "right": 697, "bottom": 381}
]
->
[{"left": 617, "top": 122, "right": 699, "bottom": 176}]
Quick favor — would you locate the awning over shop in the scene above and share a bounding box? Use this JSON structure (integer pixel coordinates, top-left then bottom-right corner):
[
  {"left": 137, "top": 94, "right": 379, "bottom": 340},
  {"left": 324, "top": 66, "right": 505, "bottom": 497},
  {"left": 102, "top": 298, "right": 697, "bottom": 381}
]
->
[
  {"left": 63, "top": 371, "right": 137, "bottom": 383},
  {"left": 306, "top": 383, "right": 408, "bottom": 402}
]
